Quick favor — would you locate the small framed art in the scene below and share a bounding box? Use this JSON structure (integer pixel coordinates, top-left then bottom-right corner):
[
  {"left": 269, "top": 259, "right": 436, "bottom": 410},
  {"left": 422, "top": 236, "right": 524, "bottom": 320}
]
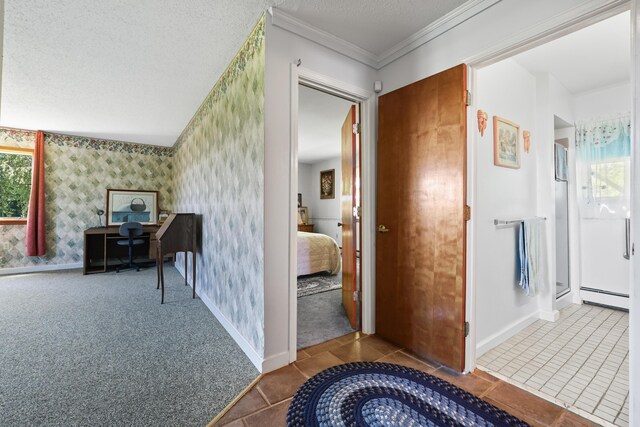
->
[
  {"left": 493, "top": 116, "right": 520, "bottom": 169},
  {"left": 298, "top": 207, "right": 309, "bottom": 224},
  {"left": 320, "top": 169, "right": 335, "bottom": 199}
]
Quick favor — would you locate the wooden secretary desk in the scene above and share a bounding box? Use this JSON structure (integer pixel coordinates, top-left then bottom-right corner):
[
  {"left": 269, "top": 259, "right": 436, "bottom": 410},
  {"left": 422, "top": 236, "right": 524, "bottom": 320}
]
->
[{"left": 155, "top": 213, "right": 197, "bottom": 304}]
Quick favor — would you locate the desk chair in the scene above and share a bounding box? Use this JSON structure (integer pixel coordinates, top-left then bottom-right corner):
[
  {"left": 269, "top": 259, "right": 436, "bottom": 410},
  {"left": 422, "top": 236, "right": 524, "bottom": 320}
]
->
[{"left": 116, "top": 222, "right": 144, "bottom": 272}]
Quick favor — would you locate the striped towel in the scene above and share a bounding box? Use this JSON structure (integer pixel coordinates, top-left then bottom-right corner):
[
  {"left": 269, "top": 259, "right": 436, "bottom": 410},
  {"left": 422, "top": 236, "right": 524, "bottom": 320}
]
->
[{"left": 518, "top": 219, "right": 544, "bottom": 296}]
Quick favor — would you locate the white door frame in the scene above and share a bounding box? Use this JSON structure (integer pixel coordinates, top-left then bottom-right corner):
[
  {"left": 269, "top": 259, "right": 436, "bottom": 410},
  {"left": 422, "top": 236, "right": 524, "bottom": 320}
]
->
[
  {"left": 463, "top": 0, "right": 640, "bottom": 418},
  {"left": 288, "top": 65, "right": 376, "bottom": 362}
]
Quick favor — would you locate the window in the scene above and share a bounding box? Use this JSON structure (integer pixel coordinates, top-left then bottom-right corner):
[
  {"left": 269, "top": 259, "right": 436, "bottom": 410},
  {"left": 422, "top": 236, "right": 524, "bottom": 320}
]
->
[
  {"left": 580, "top": 156, "right": 631, "bottom": 218},
  {"left": 589, "top": 159, "right": 628, "bottom": 199},
  {"left": 0, "top": 146, "right": 33, "bottom": 224}
]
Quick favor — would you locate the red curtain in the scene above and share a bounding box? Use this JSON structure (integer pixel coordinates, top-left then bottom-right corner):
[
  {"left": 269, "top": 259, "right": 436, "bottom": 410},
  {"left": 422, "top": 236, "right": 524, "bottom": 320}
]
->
[{"left": 26, "top": 131, "right": 46, "bottom": 256}]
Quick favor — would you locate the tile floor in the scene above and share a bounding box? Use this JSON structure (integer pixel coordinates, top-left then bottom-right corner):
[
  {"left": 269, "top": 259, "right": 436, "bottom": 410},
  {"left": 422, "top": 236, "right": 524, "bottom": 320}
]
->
[
  {"left": 214, "top": 332, "right": 595, "bottom": 426},
  {"left": 478, "top": 304, "right": 629, "bottom": 426}
]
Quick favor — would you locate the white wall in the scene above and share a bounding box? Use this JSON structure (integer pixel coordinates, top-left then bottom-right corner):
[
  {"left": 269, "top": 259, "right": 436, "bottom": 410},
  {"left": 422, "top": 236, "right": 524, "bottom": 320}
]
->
[
  {"left": 573, "top": 82, "right": 631, "bottom": 297},
  {"left": 298, "top": 163, "right": 313, "bottom": 211},
  {"left": 575, "top": 82, "right": 631, "bottom": 118},
  {"left": 535, "top": 73, "right": 576, "bottom": 320},
  {"left": 475, "top": 58, "right": 579, "bottom": 354},
  {"left": 308, "top": 157, "right": 342, "bottom": 245},
  {"left": 475, "top": 59, "right": 540, "bottom": 353},
  {"left": 298, "top": 157, "right": 343, "bottom": 246},
  {"left": 377, "top": 0, "right": 611, "bottom": 95},
  {"left": 264, "top": 16, "right": 375, "bottom": 370}
]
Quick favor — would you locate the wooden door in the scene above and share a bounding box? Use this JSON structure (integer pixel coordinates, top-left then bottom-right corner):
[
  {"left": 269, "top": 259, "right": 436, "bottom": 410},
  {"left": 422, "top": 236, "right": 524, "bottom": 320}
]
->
[
  {"left": 342, "top": 105, "right": 358, "bottom": 329},
  {"left": 376, "top": 64, "right": 467, "bottom": 371}
]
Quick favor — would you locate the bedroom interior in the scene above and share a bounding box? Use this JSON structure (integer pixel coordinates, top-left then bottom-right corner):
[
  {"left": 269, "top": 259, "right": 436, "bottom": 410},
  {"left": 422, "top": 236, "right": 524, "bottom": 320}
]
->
[
  {"left": 1, "top": 0, "right": 639, "bottom": 426},
  {"left": 296, "top": 84, "right": 360, "bottom": 349},
  {"left": 473, "top": 10, "right": 631, "bottom": 426}
]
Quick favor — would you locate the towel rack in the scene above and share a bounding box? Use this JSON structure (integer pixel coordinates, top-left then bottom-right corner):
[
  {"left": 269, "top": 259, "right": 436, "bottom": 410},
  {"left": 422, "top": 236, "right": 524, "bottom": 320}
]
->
[{"left": 494, "top": 217, "right": 546, "bottom": 226}]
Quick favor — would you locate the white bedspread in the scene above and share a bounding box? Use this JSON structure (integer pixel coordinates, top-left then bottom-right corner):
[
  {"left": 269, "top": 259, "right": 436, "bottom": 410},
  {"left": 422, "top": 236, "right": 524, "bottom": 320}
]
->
[{"left": 297, "top": 232, "right": 341, "bottom": 276}]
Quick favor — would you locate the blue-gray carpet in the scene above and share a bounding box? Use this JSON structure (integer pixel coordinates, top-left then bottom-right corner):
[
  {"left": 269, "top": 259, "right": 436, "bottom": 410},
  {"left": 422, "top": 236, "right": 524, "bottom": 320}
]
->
[
  {"left": 297, "top": 289, "right": 355, "bottom": 349},
  {"left": 0, "top": 267, "right": 258, "bottom": 427}
]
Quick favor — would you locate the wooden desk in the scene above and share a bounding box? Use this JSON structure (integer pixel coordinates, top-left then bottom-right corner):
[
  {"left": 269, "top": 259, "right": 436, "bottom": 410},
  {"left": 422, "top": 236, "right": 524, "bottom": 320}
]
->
[
  {"left": 298, "top": 224, "right": 314, "bottom": 233},
  {"left": 83, "top": 225, "right": 160, "bottom": 274}
]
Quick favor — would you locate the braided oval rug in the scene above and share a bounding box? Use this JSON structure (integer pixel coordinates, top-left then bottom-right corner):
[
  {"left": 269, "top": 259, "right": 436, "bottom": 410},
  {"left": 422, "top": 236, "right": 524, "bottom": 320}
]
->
[{"left": 287, "top": 362, "right": 530, "bottom": 427}]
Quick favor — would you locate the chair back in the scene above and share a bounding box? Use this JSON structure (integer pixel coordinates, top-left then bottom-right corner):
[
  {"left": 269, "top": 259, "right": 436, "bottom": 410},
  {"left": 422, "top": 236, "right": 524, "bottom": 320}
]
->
[{"left": 119, "top": 222, "right": 143, "bottom": 239}]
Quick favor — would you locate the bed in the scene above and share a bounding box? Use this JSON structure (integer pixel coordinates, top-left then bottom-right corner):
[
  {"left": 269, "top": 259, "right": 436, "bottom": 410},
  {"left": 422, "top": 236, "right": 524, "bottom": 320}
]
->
[{"left": 297, "top": 231, "right": 341, "bottom": 276}]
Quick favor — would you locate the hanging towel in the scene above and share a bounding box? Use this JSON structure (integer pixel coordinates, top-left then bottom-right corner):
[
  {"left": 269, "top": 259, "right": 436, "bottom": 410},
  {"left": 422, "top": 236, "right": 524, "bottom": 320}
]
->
[
  {"left": 518, "top": 223, "right": 529, "bottom": 293},
  {"left": 518, "top": 219, "right": 545, "bottom": 296}
]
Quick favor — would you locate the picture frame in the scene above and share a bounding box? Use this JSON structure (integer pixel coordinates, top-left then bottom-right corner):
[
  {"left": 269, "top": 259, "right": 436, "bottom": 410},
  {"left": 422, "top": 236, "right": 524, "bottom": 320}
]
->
[
  {"left": 320, "top": 169, "right": 335, "bottom": 199},
  {"left": 298, "top": 207, "right": 309, "bottom": 225},
  {"left": 106, "top": 189, "right": 158, "bottom": 226},
  {"left": 493, "top": 116, "right": 520, "bottom": 169}
]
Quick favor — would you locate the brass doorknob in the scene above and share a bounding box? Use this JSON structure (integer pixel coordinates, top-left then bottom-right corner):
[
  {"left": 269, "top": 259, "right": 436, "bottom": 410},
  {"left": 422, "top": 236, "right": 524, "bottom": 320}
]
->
[{"left": 377, "top": 224, "right": 390, "bottom": 233}]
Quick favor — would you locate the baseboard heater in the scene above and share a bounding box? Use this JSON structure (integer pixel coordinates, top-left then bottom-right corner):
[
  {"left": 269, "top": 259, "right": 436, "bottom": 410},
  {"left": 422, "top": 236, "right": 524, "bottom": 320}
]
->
[
  {"left": 580, "top": 287, "right": 629, "bottom": 311},
  {"left": 579, "top": 287, "right": 629, "bottom": 298}
]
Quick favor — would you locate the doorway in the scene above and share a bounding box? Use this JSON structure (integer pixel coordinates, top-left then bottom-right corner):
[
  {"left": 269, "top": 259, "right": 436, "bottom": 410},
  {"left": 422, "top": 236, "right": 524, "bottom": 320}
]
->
[
  {"left": 287, "top": 66, "right": 375, "bottom": 364},
  {"left": 295, "top": 84, "right": 362, "bottom": 349},
  {"left": 472, "top": 9, "right": 632, "bottom": 426}
]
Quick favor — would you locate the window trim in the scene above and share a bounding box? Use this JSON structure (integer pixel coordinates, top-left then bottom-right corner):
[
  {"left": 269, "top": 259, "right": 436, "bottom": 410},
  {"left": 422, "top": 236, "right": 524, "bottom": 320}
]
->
[{"left": 0, "top": 145, "right": 34, "bottom": 225}]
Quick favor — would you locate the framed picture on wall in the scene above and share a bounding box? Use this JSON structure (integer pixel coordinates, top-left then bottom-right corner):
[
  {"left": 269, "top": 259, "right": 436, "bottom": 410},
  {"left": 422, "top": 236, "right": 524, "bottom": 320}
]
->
[
  {"left": 493, "top": 116, "right": 520, "bottom": 169},
  {"left": 320, "top": 169, "right": 335, "bottom": 199},
  {"left": 298, "top": 207, "right": 309, "bottom": 225},
  {"left": 106, "top": 189, "right": 158, "bottom": 226}
]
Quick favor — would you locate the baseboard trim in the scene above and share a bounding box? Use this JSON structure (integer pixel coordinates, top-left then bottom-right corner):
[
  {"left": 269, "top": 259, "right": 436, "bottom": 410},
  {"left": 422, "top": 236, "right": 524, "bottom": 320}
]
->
[
  {"left": 262, "top": 351, "right": 290, "bottom": 374},
  {"left": 539, "top": 310, "right": 560, "bottom": 322},
  {"left": 0, "top": 262, "right": 82, "bottom": 276},
  {"left": 476, "top": 311, "right": 540, "bottom": 357},
  {"left": 197, "top": 288, "right": 264, "bottom": 373},
  {"left": 174, "top": 264, "right": 265, "bottom": 373}
]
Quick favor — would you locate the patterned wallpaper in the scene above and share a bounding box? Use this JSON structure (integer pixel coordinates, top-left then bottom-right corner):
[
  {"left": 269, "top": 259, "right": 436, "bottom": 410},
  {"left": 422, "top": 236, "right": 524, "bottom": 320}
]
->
[
  {"left": 172, "top": 17, "right": 265, "bottom": 356},
  {"left": 0, "top": 129, "right": 173, "bottom": 268}
]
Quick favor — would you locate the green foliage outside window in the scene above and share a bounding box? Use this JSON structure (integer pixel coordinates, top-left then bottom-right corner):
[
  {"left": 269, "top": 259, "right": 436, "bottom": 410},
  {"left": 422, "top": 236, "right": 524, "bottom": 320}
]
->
[
  {"left": 0, "top": 152, "right": 32, "bottom": 218},
  {"left": 589, "top": 160, "right": 626, "bottom": 199}
]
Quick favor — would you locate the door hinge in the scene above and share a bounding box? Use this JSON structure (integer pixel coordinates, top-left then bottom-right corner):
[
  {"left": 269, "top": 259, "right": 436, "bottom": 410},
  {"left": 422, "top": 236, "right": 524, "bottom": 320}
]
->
[
  {"left": 352, "top": 123, "right": 361, "bottom": 134},
  {"left": 353, "top": 290, "right": 360, "bottom": 302},
  {"left": 465, "top": 90, "right": 472, "bottom": 106},
  {"left": 464, "top": 205, "right": 471, "bottom": 221},
  {"left": 464, "top": 322, "right": 470, "bottom": 337},
  {"left": 353, "top": 206, "right": 361, "bottom": 220}
]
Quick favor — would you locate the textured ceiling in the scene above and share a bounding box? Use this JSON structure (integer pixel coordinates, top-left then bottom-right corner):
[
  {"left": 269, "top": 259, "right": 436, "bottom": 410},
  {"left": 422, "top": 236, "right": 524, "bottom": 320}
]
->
[
  {"left": 277, "top": 0, "right": 468, "bottom": 56},
  {"left": 1, "top": 0, "right": 279, "bottom": 146},
  {"left": 2, "top": 0, "right": 472, "bottom": 146},
  {"left": 513, "top": 11, "right": 630, "bottom": 95},
  {"left": 298, "top": 85, "right": 354, "bottom": 164}
]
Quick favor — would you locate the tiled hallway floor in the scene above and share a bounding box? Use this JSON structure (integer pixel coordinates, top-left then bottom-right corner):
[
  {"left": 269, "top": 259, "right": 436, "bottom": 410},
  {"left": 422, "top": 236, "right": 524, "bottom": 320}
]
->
[
  {"left": 478, "top": 304, "right": 629, "bottom": 426},
  {"left": 214, "top": 332, "right": 594, "bottom": 426}
]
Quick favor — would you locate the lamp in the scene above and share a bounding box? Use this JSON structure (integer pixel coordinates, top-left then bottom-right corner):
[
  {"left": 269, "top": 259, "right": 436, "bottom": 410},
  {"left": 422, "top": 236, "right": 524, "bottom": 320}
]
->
[{"left": 96, "top": 209, "right": 105, "bottom": 227}]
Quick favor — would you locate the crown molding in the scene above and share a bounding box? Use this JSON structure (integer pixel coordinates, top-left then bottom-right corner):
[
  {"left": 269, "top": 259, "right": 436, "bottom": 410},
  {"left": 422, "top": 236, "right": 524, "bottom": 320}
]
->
[
  {"left": 270, "top": 8, "right": 379, "bottom": 68},
  {"left": 376, "top": 0, "right": 501, "bottom": 68},
  {"left": 464, "top": 0, "right": 630, "bottom": 67},
  {"left": 271, "top": 0, "right": 501, "bottom": 70}
]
